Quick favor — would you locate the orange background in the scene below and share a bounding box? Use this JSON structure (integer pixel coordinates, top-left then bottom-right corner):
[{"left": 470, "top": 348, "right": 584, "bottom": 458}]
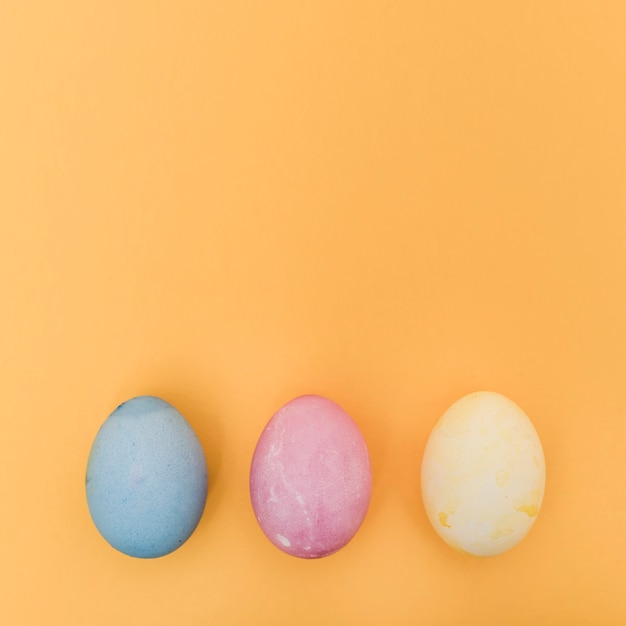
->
[{"left": 1, "top": 2, "right": 626, "bottom": 624}]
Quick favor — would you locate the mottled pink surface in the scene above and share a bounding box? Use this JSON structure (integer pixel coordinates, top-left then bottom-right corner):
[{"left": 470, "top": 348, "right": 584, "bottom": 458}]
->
[{"left": 250, "top": 395, "right": 372, "bottom": 558}]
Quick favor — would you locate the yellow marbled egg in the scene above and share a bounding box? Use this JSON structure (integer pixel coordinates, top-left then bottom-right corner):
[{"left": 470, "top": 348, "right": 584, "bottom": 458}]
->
[{"left": 421, "top": 391, "right": 546, "bottom": 556}]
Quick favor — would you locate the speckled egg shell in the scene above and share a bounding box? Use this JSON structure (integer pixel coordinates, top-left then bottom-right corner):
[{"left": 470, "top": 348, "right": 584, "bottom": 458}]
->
[
  {"left": 250, "top": 395, "right": 372, "bottom": 558},
  {"left": 86, "top": 396, "right": 208, "bottom": 558},
  {"left": 421, "top": 391, "right": 546, "bottom": 557}
]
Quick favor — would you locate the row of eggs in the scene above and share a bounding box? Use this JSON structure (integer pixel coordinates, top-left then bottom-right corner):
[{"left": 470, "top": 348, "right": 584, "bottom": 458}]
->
[{"left": 85, "top": 391, "right": 546, "bottom": 559}]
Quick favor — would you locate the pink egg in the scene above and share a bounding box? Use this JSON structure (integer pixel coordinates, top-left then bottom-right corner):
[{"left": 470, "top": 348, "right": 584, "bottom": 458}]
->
[{"left": 250, "top": 395, "right": 372, "bottom": 558}]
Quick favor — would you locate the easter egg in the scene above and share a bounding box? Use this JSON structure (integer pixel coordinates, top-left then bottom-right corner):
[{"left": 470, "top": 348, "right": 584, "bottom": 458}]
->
[
  {"left": 86, "top": 396, "right": 208, "bottom": 558},
  {"left": 250, "top": 395, "right": 372, "bottom": 558},
  {"left": 421, "top": 391, "right": 546, "bottom": 557}
]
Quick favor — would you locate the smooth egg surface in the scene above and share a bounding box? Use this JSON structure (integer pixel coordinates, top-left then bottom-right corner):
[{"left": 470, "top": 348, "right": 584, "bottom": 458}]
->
[
  {"left": 421, "top": 391, "right": 545, "bottom": 557},
  {"left": 250, "top": 395, "right": 372, "bottom": 558},
  {"left": 86, "top": 396, "right": 208, "bottom": 558}
]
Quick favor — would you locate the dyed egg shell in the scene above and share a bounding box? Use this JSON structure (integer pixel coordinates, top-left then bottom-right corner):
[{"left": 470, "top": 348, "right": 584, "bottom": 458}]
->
[
  {"left": 86, "top": 396, "right": 208, "bottom": 558},
  {"left": 250, "top": 395, "right": 372, "bottom": 558},
  {"left": 421, "top": 391, "right": 545, "bottom": 557}
]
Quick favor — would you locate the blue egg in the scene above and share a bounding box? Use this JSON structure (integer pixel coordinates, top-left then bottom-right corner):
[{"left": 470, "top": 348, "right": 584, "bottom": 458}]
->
[{"left": 86, "top": 396, "right": 208, "bottom": 558}]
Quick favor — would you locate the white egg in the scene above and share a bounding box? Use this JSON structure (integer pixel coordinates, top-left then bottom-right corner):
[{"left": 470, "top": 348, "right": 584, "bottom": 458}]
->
[{"left": 421, "top": 391, "right": 545, "bottom": 557}]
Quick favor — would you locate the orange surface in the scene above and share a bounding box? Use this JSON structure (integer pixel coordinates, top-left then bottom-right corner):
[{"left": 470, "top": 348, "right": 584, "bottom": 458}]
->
[{"left": 1, "top": 2, "right": 625, "bottom": 624}]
